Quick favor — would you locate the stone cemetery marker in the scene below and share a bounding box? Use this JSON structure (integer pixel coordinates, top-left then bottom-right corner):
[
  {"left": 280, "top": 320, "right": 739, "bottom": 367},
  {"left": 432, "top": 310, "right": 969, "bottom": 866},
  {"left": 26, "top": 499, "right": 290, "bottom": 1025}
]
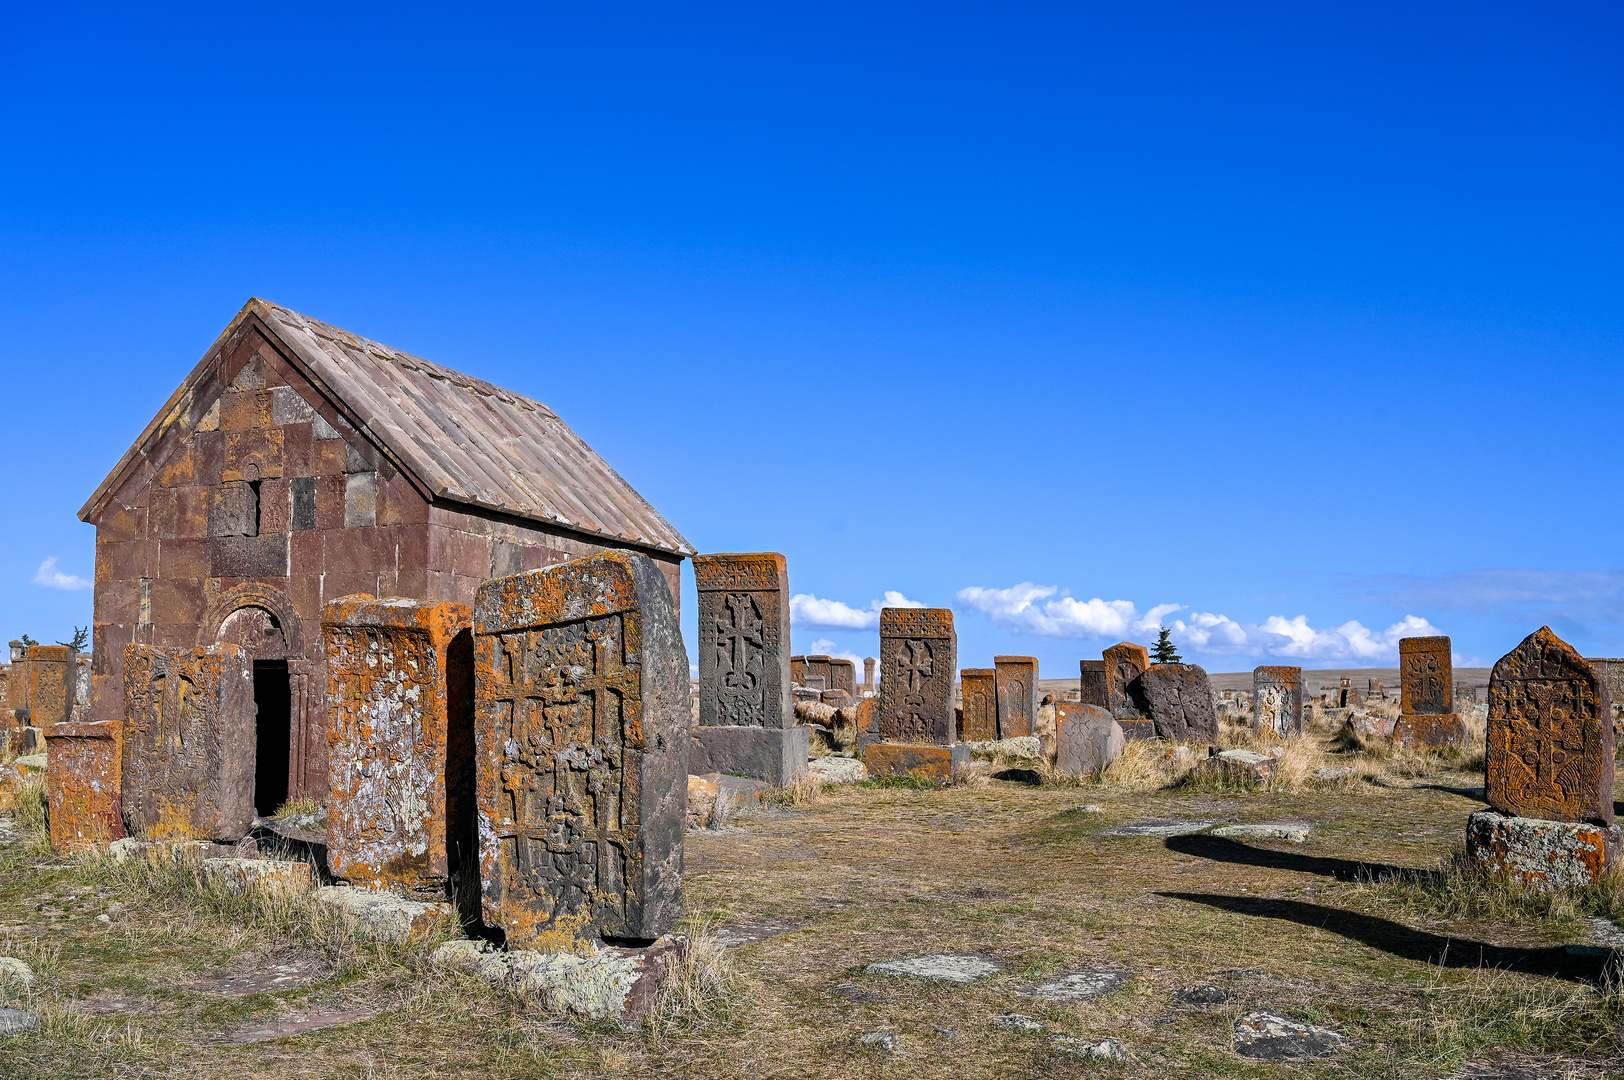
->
[
  {"left": 1252, "top": 666, "right": 1303, "bottom": 737},
  {"left": 959, "top": 668, "right": 997, "bottom": 741},
  {"left": 324, "top": 596, "right": 474, "bottom": 898},
  {"left": 828, "top": 658, "right": 856, "bottom": 696},
  {"left": 26, "top": 645, "right": 76, "bottom": 729},
  {"left": 693, "top": 553, "right": 791, "bottom": 728},
  {"left": 1054, "top": 702, "right": 1125, "bottom": 777},
  {"left": 122, "top": 643, "right": 256, "bottom": 841},
  {"left": 1395, "top": 635, "right": 1465, "bottom": 747},
  {"left": 790, "top": 655, "right": 808, "bottom": 685},
  {"left": 474, "top": 551, "right": 688, "bottom": 949},
  {"left": 1139, "top": 664, "right": 1219, "bottom": 743},
  {"left": 46, "top": 717, "right": 125, "bottom": 850},
  {"left": 1079, "top": 660, "right": 1108, "bottom": 707},
  {"left": 877, "top": 608, "right": 958, "bottom": 745},
  {"left": 1103, "top": 642, "right": 1149, "bottom": 718},
  {"left": 863, "top": 657, "right": 876, "bottom": 693},
  {"left": 994, "top": 656, "right": 1038, "bottom": 738},
  {"left": 1485, "top": 626, "right": 1615, "bottom": 826},
  {"left": 1368, "top": 677, "right": 1385, "bottom": 700}
]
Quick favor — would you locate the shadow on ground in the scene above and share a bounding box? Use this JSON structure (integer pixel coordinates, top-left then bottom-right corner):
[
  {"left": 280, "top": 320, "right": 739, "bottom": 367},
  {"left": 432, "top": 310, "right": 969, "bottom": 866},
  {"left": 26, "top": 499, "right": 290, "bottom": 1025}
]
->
[{"left": 1163, "top": 834, "right": 1425, "bottom": 883}]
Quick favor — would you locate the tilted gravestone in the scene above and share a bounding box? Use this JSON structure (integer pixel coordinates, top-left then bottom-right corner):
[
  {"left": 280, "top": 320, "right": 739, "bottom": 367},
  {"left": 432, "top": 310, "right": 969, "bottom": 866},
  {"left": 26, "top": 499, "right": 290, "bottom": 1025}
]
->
[
  {"left": 1394, "top": 635, "right": 1465, "bottom": 747},
  {"left": 690, "top": 553, "right": 806, "bottom": 785},
  {"left": 1054, "top": 702, "right": 1125, "bottom": 778},
  {"left": 1139, "top": 664, "right": 1219, "bottom": 744},
  {"left": 958, "top": 668, "right": 997, "bottom": 741},
  {"left": 1103, "top": 642, "right": 1150, "bottom": 719},
  {"left": 994, "top": 656, "right": 1038, "bottom": 739},
  {"left": 1079, "top": 660, "right": 1109, "bottom": 708},
  {"left": 874, "top": 608, "right": 957, "bottom": 745},
  {"left": 122, "top": 643, "right": 256, "bottom": 842},
  {"left": 474, "top": 551, "right": 688, "bottom": 949},
  {"left": 1252, "top": 666, "right": 1303, "bottom": 737},
  {"left": 323, "top": 596, "right": 474, "bottom": 899}
]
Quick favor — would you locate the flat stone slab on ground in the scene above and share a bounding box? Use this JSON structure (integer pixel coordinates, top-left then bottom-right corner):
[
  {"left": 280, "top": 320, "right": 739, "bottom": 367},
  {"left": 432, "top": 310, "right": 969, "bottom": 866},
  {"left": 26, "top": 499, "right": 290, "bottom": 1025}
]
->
[
  {"left": 808, "top": 756, "right": 867, "bottom": 783},
  {"left": 1174, "top": 984, "right": 1231, "bottom": 1004},
  {"left": 1051, "top": 1035, "right": 1129, "bottom": 1059},
  {"left": 200, "top": 858, "right": 315, "bottom": 894},
  {"left": 712, "top": 919, "right": 804, "bottom": 948},
  {"left": 0, "top": 1007, "right": 39, "bottom": 1036},
  {"left": 864, "top": 954, "right": 1005, "bottom": 983},
  {"left": 961, "top": 737, "right": 1043, "bottom": 760},
  {"left": 1588, "top": 917, "right": 1624, "bottom": 947},
  {"left": 218, "top": 1008, "right": 376, "bottom": 1043},
  {"left": 181, "top": 946, "right": 332, "bottom": 995},
  {"left": 1020, "top": 968, "right": 1128, "bottom": 1002},
  {"left": 1102, "top": 819, "right": 1216, "bottom": 837},
  {"left": 994, "top": 1012, "right": 1043, "bottom": 1030},
  {"left": 833, "top": 983, "right": 894, "bottom": 1003},
  {"left": 433, "top": 935, "right": 687, "bottom": 1020},
  {"left": 314, "top": 886, "right": 452, "bottom": 942},
  {"left": 859, "top": 1030, "right": 897, "bottom": 1050},
  {"left": 1234, "top": 1009, "right": 1348, "bottom": 1060},
  {"left": 1210, "top": 823, "right": 1312, "bottom": 843}
]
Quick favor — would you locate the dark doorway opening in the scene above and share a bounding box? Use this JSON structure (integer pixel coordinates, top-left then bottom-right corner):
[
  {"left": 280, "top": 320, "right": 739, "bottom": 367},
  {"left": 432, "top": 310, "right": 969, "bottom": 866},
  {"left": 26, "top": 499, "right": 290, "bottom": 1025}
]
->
[{"left": 254, "top": 660, "right": 291, "bottom": 816}]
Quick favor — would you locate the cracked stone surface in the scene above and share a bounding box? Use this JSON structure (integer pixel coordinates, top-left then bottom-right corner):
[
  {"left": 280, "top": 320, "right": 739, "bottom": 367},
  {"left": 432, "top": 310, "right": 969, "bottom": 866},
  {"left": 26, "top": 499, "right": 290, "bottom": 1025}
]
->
[{"left": 863, "top": 954, "right": 1005, "bottom": 983}]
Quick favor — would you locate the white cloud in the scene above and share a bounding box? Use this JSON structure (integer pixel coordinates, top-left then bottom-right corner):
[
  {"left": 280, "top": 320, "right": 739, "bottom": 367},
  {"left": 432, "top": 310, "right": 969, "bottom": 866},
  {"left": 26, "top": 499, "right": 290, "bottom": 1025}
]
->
[
  {"left": 806, "top": 638, "right": 868, "bottom": 667},
  {"left": 33, "top": 557, "right": 90, "bottom": 592},
  {"left": 790, "top": 591, "right": 925, "bottom": 630},
  {"left": 955, "top": 583, "right": 1142, "bottom": 639}
]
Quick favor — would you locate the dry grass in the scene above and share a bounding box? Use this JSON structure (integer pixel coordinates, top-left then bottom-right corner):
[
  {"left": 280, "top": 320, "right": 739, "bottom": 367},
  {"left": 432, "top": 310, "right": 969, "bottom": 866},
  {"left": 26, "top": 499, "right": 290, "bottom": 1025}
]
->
[
  {"left": 640, "top": 915, "right": 747, "bottom": 1049},
  {"left": 1096, "top": 737, "right": 1194, "bottom": 791},
  {"left": 1361, "top": 847, "right": 1624, "bottom": 936},
  {"left": 272, "top": 794, "right": 324, "bottom": 820}
]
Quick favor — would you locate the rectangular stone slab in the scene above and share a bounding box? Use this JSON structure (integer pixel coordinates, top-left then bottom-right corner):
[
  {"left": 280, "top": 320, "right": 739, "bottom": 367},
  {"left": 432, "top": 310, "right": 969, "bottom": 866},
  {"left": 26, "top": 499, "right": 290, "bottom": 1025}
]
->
[
  {"left": 876, "top": 609, "right": 957, "bottom": 745},
  {"left": 474, "top": 550, "right": 688, "bottom": 949},
  {"left": 1079, "top": 660, "right": 1108, "bottom": 708},
  {"left": 1486, "top": 626, "right": 1614, "bottom": 826},
  {"left": 323, "top": 595, "right": 473, "bottom": 898},
  {"left": 1401, "top": 636, "right": 1453, "bottom": 715},
  {"left": 1140, "top": 664, "right": 1219, "bottom": 744},
  {"left": 26, "top": 645, "right": 76, "bottom": 729},
  {"left": 994, "top": 656, "right": 1037, "bottom": 739},
  {"left": 864, "top": 742, "right": 968, "bottom": 785},
  {"left": 47, "top": 718, "right": 126, "bottom": 851},
  {"left": 1252, "top": 666, "right": 1303, "bottom": 737},
  {"left": 693, "top": 553, "right": 792, "bottom": 729},
  {"left": 1103, "top": 642, "right": 1149, "bottom": 717},
  {"left": 122, "top": 643, "right": 256, "bottom": 842},
  {"left": 688, "top": 725, "right": 808, "bottom": 785},
  {"left": 958, "top": 669, "right": 997, "bottom": 741}
]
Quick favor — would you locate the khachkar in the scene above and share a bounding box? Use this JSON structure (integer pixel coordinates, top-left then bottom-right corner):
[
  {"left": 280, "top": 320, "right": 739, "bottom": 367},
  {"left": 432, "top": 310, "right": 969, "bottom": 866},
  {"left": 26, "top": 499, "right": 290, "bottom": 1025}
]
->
[
  {"left": 122, "top": 643, "right": 256, "bottom": 842},
  {"left": 958, "top": 668, "right": 997, "bottom": 741},
  {"left": 1139, "top": 663, "right": 1219, "bottom": 744},
  {"left": 324, "top": 596, "right": 474, "bottom": 900},
  {"left": 864, "top": 608, "right": 966, "bottom": 780},
  {"left": 474, "top": 551, "right": 688, "bottom": 949},
  {"left": 994, "top": 656, "right": 1038, "bottom": 738},
  {"left": 1393, "top": 635, "right": 1465, "bottom": 747},
  {"left": 1468, "top": 626, "right": 1619, "bottom": 889},
  {"left": 1078, "top": 659, "right": 1108, "bottom": 708},
  {"left": 1253, "top": 666, "right": 1303, "bottom": 737},
  {"left": 690, "top": 553, "right": 807, "bottom": 785},
  {"left": 1103, "top": 642, "right": 1152, "bottom": 739}
]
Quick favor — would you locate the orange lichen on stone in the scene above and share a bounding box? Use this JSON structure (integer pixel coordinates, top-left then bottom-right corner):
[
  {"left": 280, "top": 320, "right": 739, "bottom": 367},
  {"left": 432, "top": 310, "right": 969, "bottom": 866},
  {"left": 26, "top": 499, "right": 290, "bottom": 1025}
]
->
[
  {"left": 958, "top": 669, "right": 997, "bottom": 741},
  {"left": 1102, "top": 642, "right": 1149, "bottom": 717},
  {"left": 323, "top": 595, "right": 473, "bottom": 899},
  {"left": 1465, "top": 808, "right": 1620, "bottom": 888},
  {"left": 47, "top": 716, "right": 126, "bottom": 851},
  {"left": 863, "top": 743, "right": 968, "bottom": 785},
  {"left": 1393, "top": 711, "right": 1466, "bottom": 748}
]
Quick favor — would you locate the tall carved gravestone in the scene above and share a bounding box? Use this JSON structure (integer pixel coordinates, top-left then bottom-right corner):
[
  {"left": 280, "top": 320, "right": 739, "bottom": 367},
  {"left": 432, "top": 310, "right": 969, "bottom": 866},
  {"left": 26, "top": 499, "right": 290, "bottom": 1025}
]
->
[
  {"left": 27, "top": 645, "right": 77, "bottom": 729},
  {"left": 122, "top": 643, "right": 256, "bottom": 841},
  {"left": 1468, "top": 626, "right": 1619, "bottom": 888},
  {"left": 1103, "top": 642, "right": 1152, "bottom": 739},
  {"left": 959, "top": 668, "right": 997, "bottom": 741},
  {"left": 473, "top": 551, "right": 688, "bottom": 948},
  {"left": 875, "top": 608, "right": 958, "bottom": 745},
  {"left": 994, "top": 656, "right": 1038, "bottom": 739},
  {"left": 1252, "top": 666, "right": 1303, "bottom": 737},
  {"left": 1139, "top": 664, "right": 1219, "bottom": 744},
  {"left": 690, "top": 553, "right": 807, "bottom": 785},
  {"left": 46, "top": 716, "right": 125, "bottom": 851},
  {"left": 1078, "top": 659, "right": 1109, "bottom": 708},
  {"left": 1394, "top": 635, "right": 1465, "bottom": 747},
  {"left": 323, "top": 596, "right": 474, "bottom": 899}
]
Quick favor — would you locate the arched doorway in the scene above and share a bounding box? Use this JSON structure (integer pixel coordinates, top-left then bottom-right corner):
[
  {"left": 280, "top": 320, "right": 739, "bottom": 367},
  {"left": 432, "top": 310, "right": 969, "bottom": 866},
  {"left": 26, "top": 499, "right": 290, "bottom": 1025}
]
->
[{"left": 217, "top": 605, "right": 291, "bottom": 816}]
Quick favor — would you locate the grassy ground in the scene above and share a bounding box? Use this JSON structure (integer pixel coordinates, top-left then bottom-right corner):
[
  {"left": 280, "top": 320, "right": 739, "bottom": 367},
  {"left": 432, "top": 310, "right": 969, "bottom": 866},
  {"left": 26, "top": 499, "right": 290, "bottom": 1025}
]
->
[{"left": 0, "top": 728, "right": 1621, "bottom": 1079}]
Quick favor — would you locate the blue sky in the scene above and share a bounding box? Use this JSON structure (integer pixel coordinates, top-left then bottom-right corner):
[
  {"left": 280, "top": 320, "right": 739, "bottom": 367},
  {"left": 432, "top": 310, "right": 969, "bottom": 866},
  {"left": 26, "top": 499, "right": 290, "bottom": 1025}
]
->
[{"left": 2, "top": 3, "right": 1620, "bottom": 675}]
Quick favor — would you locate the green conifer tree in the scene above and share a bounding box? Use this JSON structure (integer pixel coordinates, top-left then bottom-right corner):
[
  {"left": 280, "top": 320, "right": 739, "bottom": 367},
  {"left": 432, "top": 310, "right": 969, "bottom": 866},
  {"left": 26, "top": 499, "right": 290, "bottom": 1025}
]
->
[{"left": 1151, "top": 626, "right": 1181, "bottom": 664}]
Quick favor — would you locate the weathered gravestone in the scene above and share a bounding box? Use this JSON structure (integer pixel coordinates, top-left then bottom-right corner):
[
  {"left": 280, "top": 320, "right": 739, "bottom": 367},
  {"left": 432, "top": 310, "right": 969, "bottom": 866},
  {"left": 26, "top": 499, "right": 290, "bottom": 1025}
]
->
[
  {"left": 1470, "top": 626, "right": 1619, "bottom": 887},
  {"left": 690, "top": 554, "right": 806, "bottom": 785},
  {"left": 1079, "top": 660, "right": 1108, "bottom": 708},
  {"left": 958, "top": 668, "right": 997, "bottom": 741},
  {"left": 122, "top": 643, "right": 256, "bottom": 842},
  {"left": 46, "top": 717, "right": 125, "bottom": 851},
  {"left": 323, "top": 596, "right": 474, "bottom": 898},
  {"left": 1253, "top": 666, "right": 1303, "bottom": 737},
  {"left": 1054, "top": 703, "right": 1125, "bottom": 777},
  {"left": 791, "top": 655, "right": 856, "bottom": 696},
  {"left": 994, "top": 656, "right": 1038, "bottom": 739},
  {"left": 872, "top": 608, "right": 957, "bottom": 747},
  {"left": 1394, "top": 635, "right": 1465, "bottom": 747},
  {"left": 1139, "top": 664, "right": 1219, "bottom": 744},
  {"left": 1103, "top": 642, "right": 1149, "bottom": 721},
  {"left": 26, "top": 645, "right": 76, "bottom": 729},
  {"left": 473, "top": 551, "right": 688, "bottom": 949}
]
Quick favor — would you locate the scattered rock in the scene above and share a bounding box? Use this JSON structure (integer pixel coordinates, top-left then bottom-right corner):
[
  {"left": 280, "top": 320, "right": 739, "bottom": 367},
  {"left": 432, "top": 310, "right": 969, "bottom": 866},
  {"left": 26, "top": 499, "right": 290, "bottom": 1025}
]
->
[
  {"left": 0, "top": 958, "right": 34, "bottom": 989},
  {"left": 933, "top": 1026, "right": 958, "bottom": 1038},
  {"left": 219, "top": 1008, "right": 376, "bottom": 1043},
  {"left": 863, "top": 954, "right": 1005, "bottom": 983},
  {"left": 314, "top": 886, "right": 452, "bottom": 942},
  {"left": 1174, "top": 984, "right": 1230, "bottom": 1004},
  {"left": 434, "top": 935, "right": 687, "bottom": 1021},
  {"left": 860, "top": 1030, "right": 897, "bottom": 1051},
  {"left": 1051, "top": 1035, "right": 1129, "bottom": 1059},
  {"left": 991, "top": 768, "right": 1042, "bottom": 785},
  {"left": 1102, "top": 819, "right": 1216, "bottom": 837},
  {"left": 11, "top": 755, "right": 46, "bottom": 773},
  {"left": 1313, "top": 767, "right": 1357, "bottom": 781},
  {"left": 711, "top": 920, "right": 803, "bottom": 948},
  {"left": 200, "top": 858, "right": 314, "bottom": 895},
  {"left": 0, "top": 1008, "right": 40, "bottom": 1036},
  {"left": 1210, "top": 823, "right": 1312, "bottom": 843},
  {"left": 808, "top": 756, "right": 867, "bottom": 783},
  {"left": 1189, "top": 749, "right": 1276, "bottom": 786},
  {"left": 832, "top": 983, "right": 893, "bottom": 1003},
  {"left": 1075, "top": 804, "right": 1105, "bottom": 813},
  {"left": 994, "top": 1012, "right": 1043, "bottom": 1031},
  {"left": 183, "top": 946, "right": 332, "bottom": 995},
  {"left": 1020, "top": 968, "right": 1127, "bottom": 1002},
  {"left": 1340, "top": 712, "right": 1397, "bottom": 743},
  {"left": 1234, "top": 1010, "right": 1348, "bottom": 1060}
]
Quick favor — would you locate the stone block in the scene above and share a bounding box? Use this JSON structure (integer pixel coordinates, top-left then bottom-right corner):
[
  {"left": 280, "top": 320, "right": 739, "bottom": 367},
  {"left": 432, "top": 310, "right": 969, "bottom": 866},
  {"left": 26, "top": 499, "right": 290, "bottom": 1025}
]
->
[
  {"left": 876, "top": 609, "right": 957, "bottom": 745},
  {"left": 808, "top": 756, "right": 867, "bottom": 783},
  {"left": 323, "top": 596, "right": 474, "bottom": 898},
  {"left": 434, "top": 934, "right": 687, "bottom": 1021},
  {"left": 46, "top": 718, "right": 125, "bottom": 851},
  {"left": 1192, "top": 748, "right": 1277, "bottom": 786},
  {"left": 688, "top": 724, "right": 808, "bottom": 785},
  {"left": 1053, "top": 703, "right": 1124, "bottom": 778},
  {"left": 1139, "top": 664, "right": 1218, "bottom": 743},
  {"left": 313, "top": 885, "right": 454, "bottom": 941},
  {"left": 1465, "top": 808, "right": 1620, "bottom": 889},
  {"left": 474, "top": 551, "right": 687, "bottom": 950},
  {"left": 1401, "top": 635, "right": 1452, "bottom": 715},
  {"left": 1486, "top": 626, "right": 1615, "bottom": 826},
  {"left": 201, "top": 857, "right": 316, "bottom": 894},
  {"left": 994, "top": 656, "right": 1037, "bottom": 738},
  {"left": 1340, "top": 712, "right": 1396, "bottom": 743},
  {"left": 1102, "top": 642, "right": 1149, "bottom": 717},
  {"left": 1253, "top": 665, "right": 1303, "bottom": 737},
  {"left": 25, "top": 646, "right": 76, "bottom": 729},
  {"left": 958, "top": 668, "right": 997, "bottom": 741},
  {"left": 1392, "top": 711, "right": 1466, "bottom": 748},
  {"left": 693, "top": 553, "right": 793, "bottom": 729},
  {"left": 122, "top": 643, "right": 256, "bottom": 842},
  {"left": 863, "top": 743, "right": 968, "bottom": 784}
]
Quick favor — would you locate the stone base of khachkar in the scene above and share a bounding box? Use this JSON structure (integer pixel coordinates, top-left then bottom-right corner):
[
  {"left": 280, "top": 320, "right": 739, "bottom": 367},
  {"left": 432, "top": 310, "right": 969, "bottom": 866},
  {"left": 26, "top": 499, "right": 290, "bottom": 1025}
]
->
[
  {"left": 688, "top": 725, "right": 809, "bottom": 786},
  {"left": 1392, "top": 711, "right": 1465, "bottom": 748},
  {"left": 1465, "top": 809, "right": 1621, "bottom": 889},
  {"left": 863, "top": 743, "right": 969, "bottom": 785}
]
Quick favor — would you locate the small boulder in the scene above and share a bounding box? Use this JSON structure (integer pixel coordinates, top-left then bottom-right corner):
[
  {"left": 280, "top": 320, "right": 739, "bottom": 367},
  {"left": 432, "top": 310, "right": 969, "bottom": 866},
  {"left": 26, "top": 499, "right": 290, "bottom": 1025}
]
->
[
  {"left": 1051, "top": 1035, "right": 1128, "bottom": 1060},
  {"left": 0, "top": 958, "right": 33, "bottom": 989},
  {"left": 1190, "top": 749, "right": 1276, "bottom": 786},
  {"left": 1234, "top": 1010, "right": 1347, "bottom": 1060},
  {"left": 0, "top": 1008, "right": 39, "bottom": 1036},
  {"left": 994, "top": 1012, "right": 1043, "bottom": 1031},
  {"left": 1020, "top": 969, "right": 1127, "bottom": 1002},
  {"left": 860, "top": 1030, "right": 897, "bottom": 1051},
  {"left": 808, "top": 756, "right": 867, "bottom": 783},
  {"left": 1174, "top": 984, "right": 1230, "bottom": 1004},
  {"left": 201, "top": 858, "right": 314, "bottom": 895}
]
